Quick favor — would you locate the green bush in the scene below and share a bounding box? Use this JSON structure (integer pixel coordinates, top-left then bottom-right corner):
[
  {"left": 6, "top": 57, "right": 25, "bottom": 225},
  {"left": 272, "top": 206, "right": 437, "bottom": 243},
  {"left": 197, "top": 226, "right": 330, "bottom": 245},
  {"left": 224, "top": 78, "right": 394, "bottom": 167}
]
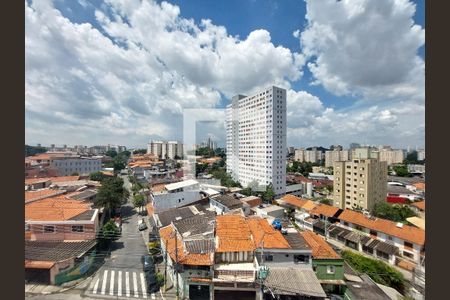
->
[
  {"left": 155, "top": 272, "right": 164, "bottom": 286},
  {"left": 342, "top": 250, "right": 405, "bottom": 294}
]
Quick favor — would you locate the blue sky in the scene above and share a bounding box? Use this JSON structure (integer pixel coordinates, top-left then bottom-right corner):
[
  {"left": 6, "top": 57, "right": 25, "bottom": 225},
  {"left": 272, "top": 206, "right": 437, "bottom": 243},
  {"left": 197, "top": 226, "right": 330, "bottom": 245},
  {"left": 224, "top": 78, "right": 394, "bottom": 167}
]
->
[{"left": 26, "top": 0, "right": 425, "bottom": 149}]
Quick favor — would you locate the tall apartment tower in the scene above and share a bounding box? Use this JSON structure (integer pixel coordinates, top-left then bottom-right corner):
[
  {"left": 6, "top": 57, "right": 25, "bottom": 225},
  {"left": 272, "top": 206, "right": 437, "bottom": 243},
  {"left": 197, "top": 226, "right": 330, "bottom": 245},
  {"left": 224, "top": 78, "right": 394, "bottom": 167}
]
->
[
  {"left": 325, "top": 150, "right": 349, "bottom": 168},
  {"left": 226, "top": 86, "right": 287, "bottom": 196},
  {"left": 333, "top": 158, "right": 387, "bottom": 211},
  {"left": 147, "top": 140, "right": 183, "bottom": 159}
]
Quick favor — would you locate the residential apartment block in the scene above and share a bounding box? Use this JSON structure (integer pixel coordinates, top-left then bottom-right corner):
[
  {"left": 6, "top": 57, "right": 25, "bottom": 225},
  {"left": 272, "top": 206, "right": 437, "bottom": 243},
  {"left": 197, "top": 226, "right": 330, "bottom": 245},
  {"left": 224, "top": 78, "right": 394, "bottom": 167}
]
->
[
  {"left": 147, "top": 140, "right": 183, "bottom": 159},
  {"left": 226, "top": 86, "right": 286, "bottom": 196},
  {"left": 294, "top": 148, "right": 323, "bottom": 163},
  {"left": 378, "top": 148, "right": 406, "bottom": 165},
  {"left": 49, "top": 157, "right": 102, "bottom": 176},
  {"left": 333, "top": 158, "right": 387, "bottom": 210},
  {"left": 325, "top": 150, "right": 349, "bottom": 168}
]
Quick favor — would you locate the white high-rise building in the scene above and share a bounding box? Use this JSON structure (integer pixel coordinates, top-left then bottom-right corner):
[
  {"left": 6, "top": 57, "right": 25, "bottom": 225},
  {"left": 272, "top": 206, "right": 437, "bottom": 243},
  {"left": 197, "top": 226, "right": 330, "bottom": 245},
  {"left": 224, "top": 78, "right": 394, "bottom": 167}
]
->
[{"left": 226, "top": 86, "right": 287, "bottom": 197}]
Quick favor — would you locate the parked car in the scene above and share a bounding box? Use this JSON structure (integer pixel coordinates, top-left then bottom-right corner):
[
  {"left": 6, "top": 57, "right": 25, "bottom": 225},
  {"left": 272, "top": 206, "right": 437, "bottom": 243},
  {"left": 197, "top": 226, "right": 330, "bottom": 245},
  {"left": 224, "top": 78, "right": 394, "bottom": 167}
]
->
[
  {"left": 138, "top": 221, "right": 148, "bottom": 231},
  {"left": 145, "top": 271, "right": 160, "bottom": 293},
  {"left": 141, "top": 255, "right": 155, "bottom": 272}
]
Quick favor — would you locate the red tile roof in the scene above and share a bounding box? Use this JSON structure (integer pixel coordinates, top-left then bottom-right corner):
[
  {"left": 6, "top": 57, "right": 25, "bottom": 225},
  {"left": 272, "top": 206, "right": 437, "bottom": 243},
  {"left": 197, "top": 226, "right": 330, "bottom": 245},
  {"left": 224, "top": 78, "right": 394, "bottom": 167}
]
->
[
  {"left": 215, "top": 215, "right": 255, "bottom": 252},
  {"left": 301, "top": 231, "right": 340, "bottom": 259},
  {"left": 279, "top": 195, "right": 316, "bottom": 211},
  {"left": 25, "top": 189, "right": 66, "bottom": 203},
  {"left": 247, "top": 217, "right": 290, "bottom": 249},
  {"left": 25, "top": 196, "right": 91, "bottom": 221},
  {"left": 159, "top": 225, "right": 212, "bottom": 266},
  {"left": 310, "top": 204, "right": 340, "bottom": 218},
  {"left": 410, "top": 200, "right": 425, "bottom": 211},
  {"left": 339, "top": 209, "right": 425, "bottom": 246}
]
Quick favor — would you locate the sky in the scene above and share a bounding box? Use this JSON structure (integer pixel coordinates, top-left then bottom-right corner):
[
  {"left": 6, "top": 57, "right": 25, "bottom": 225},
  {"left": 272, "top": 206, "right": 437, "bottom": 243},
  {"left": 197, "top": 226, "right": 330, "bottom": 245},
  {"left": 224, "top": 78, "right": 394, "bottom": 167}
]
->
[{"left": 25, "top": 0, "right": 425, "bottom": 149}]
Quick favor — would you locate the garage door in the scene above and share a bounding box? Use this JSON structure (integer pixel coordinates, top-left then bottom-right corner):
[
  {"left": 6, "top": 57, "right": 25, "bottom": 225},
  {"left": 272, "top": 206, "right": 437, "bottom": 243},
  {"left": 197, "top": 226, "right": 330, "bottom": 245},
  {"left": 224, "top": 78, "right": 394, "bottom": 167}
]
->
[
  {"left": 189, "top": 284, "right": 210, "bottom": 300},
  {"left": 25, "top": 268, "right": 50, "bottom": 284}
]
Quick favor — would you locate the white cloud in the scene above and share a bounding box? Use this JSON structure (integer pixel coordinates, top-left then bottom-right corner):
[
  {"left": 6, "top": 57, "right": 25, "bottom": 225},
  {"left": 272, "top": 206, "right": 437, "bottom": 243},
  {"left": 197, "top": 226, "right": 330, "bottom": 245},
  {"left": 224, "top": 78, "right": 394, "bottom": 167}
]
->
[
  {"left": 299, "top": 0, "right": 425, "bottom": 102},
  {"left": 25, "top": 0, "right": 304, "bottom": 146},
  {"left": 286, "top": 90, "right": 424, "bottom": 148}
]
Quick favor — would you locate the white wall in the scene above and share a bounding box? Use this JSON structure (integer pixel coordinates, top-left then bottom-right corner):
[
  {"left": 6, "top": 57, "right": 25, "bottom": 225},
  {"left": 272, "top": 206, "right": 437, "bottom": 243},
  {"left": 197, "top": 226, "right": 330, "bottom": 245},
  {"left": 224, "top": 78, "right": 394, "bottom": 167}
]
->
[{"left": 151, "top": 190, "right": 201, "bottom": 212}]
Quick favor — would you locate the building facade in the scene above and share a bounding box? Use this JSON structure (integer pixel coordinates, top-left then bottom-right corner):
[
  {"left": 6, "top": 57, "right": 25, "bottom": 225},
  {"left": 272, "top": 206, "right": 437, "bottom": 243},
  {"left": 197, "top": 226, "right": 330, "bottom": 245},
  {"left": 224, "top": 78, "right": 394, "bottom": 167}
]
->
[
  {"left": 49, "top": 157, "right": 102, "bottom": 176},
  {"left": 147, "top": 140, "right": 183, "bottom": 159},
  {"left": 325, "top": 150, "right": 349, "bottom": 168},
  {"left": 226, "top": 86, "right": 287, "bottom": 196},
  {"left": 333, "top": 158, "right": 387, "bottom": 210},
  {"left": 378, "top": 149, "right": 406, "bottom": 165}
]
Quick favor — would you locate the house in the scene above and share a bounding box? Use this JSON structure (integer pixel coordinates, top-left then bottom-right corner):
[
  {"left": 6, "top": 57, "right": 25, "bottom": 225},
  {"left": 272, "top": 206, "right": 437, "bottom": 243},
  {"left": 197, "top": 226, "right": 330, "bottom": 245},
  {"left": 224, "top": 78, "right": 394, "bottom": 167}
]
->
[
  {"left": 285, "top": 183, "right": 303, "bottom": 196},
  {"left": 209, "top": 194, "right": 243, "bottom": 215},
  {"left": 344, "top": 274, "right": 391, "bottom": 300},
  {"left": 240, "top": 196, "right": 262, "bottom": 216},
  {"left": 159, "top": 212, "right": 215, "bottom": 299},
  {"left": 25, "top": 178, "right": 52, "bottom": 190},
  {"left": 150, "top": 179, "right": 203, "bottom": 212},
  {"left": 337, "top": 209, "right": 425, "bottom": 267},
  {"left": 409, "top": 200, "right": 425, "bottom": 219},
  {"left": 25, "top": 189, "right": 67, "bottom": 204},
  {"left": 309, "top": 204, "right": 342, "bottom": 221},
  {"left": 25, "top": 196, "right": 99, "bottom": 241},
  {"left": 387, "top": 185, "right": 423, "bottom": 201},
  {"left": 301, "top": 231, "right": 345, "bottom": 295},
  {"left": 213, "top": 215, "right": 259, "bottom": 300},
  {"left": 253, "top": 204, "right": 285, "bottom": 220},
  {"left": 262, "top": 267, "right": 327, "bottom": 299},
  {"left": 25, "top": 240, "right": 97, "bottom": 285},
  {"left": 276, "top": 194, "right": 317, "bottom": 213},
  {"left": 152, "top": 204, "right": 206, "bottom": 227}
]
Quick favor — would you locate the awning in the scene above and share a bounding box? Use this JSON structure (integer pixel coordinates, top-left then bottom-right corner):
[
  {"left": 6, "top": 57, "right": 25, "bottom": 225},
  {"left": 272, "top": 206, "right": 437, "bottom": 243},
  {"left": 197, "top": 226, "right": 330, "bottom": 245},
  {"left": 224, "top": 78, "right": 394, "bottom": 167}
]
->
[{"left": 344, "top": 231, "right": 362, "bottom": 243}]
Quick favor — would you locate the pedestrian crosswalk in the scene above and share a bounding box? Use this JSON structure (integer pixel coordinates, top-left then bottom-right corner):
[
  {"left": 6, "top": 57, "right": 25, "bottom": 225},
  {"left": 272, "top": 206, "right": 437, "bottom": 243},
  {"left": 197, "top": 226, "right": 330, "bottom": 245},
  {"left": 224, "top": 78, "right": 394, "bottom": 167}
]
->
[{"left": 87, "top": 269, "right": 156, "bottom": 298}]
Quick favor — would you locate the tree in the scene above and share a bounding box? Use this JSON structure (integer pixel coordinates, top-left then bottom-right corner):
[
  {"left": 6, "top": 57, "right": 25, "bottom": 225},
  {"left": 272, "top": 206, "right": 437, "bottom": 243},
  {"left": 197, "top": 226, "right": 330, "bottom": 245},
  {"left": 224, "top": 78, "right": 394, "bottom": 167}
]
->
[
  {"left": 372, "top": 202, "right": 417, "bottom": 223},
  {"left": 106, "top": 149, "right": 118, "bottom": 158},
  {"left": 262, "top": 185, "right": 275, "bottom": 203},
  {"left": 133, "top": 149, "right": 147, "bottom": 154},
  {"left": 132, "top": 194, "right": 146, "bottom": 213},
  {"left": 241, "top": 187, "right": 253, "bottom": 196},
  {"left": 405, "top": 151, "right": 418, "bottom": 164},
  {"left": 94, "top": 177, "right": 127, "bottom": 219},
  {"left": 132, "top": 182, "right": 144, "bottom": 195},
  {"left": 90, "top": 171, "right": 106, "bottom": 182},
  {"left": 342, "top": 250, "right": 406, "bottom": 294},
  {"left": 98, "top": 219, "right": 120, "bottom": 245},
  {"left": 393, "top": 165, "right": 410, "bottom": 177},
  {"left": 319, "top": 198, "right": 332, "bottom": 205}
]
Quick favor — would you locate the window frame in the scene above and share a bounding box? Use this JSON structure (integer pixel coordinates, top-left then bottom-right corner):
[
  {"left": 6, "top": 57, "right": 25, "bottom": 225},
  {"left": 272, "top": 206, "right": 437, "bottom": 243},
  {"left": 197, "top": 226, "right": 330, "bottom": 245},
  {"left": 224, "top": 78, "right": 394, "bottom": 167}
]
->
[{"left": 43, "top": 225, "right": 56, "bottom": 234}]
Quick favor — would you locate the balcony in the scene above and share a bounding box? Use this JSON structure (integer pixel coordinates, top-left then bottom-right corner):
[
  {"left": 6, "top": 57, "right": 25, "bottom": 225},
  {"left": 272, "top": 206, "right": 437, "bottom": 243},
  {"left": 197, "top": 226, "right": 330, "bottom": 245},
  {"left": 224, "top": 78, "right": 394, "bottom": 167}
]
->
[{"left": 213, "top": 262, "right": 256, "bottom": 283}]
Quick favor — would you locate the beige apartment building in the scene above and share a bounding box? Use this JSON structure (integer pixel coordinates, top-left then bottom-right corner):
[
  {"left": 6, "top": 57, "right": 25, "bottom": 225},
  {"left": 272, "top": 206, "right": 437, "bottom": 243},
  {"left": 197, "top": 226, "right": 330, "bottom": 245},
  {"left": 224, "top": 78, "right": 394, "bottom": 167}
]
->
[
  {"left": 378, "top": 149, "right": 405, "bottom": 165},
  {"left": 333, "top": 158, "right": 387, "bottom": 211},
  {"left": 325, "top": 150, "right": 349, "bottom": 168}
]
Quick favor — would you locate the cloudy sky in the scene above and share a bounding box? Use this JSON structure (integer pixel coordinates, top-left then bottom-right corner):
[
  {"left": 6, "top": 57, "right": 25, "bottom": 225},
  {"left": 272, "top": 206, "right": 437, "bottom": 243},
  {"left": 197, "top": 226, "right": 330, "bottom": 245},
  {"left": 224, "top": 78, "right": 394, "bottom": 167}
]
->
[{"left": 25, "top": 0, "right": 425, "bottom": 149}]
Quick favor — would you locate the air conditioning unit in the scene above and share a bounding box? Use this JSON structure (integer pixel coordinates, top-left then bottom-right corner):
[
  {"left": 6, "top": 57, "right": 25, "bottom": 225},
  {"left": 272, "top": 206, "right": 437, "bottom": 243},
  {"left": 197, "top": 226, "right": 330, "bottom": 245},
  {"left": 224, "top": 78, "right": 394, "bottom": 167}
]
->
[{"left": 396, "top": 222, "right": 404, "bottom": 228}]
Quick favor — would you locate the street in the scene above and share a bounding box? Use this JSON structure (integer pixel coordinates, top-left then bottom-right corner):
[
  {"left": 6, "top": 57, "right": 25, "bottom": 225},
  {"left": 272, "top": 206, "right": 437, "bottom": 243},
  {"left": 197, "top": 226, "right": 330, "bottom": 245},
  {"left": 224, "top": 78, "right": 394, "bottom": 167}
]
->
[{"left": 26, "top": 175, "right": 172, "bottom": 300}]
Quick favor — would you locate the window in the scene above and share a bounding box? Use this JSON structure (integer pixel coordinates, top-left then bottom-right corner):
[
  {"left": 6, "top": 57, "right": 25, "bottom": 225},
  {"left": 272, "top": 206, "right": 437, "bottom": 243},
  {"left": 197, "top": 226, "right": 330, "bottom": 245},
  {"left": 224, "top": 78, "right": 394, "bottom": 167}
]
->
[
  {"left": 326, "top": 265, "right": 336, "bottom": 274},
  {"left": 25, "top": 223, "right": 30, "bottom": 231},
  {"left": 343, "top": 222, "right": 349, "bottom": 226},
  {"left": 370, "top": 230, "right": 378, "bottom": 237},
  {"left": 264, "top": 254, "right": 273, "bottom": 262},
  {"left": 294, "top": 255, "right": 309, "bottom": 263},
  {"left": 72, "top": 225, "right": 84, "bottom": 233},
  {"left": 387, "top": 235, "right": 393, "bottom": 241},
  {"left": 43, "top": 225, "right": 55, "bottom": 233},
  {"left": 404, "top": 241, "right": 413, "bottom": 249},
  {"left": 403, "top": 251, "right": 414, "bottom": 259}
]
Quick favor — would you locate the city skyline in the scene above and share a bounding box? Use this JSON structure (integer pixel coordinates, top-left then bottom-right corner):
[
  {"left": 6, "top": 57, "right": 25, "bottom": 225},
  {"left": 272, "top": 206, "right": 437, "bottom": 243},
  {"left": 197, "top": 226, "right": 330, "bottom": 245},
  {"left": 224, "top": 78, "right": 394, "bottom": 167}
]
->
[{"left": 26, "top": 0, "right": 425, "bottom": 148}]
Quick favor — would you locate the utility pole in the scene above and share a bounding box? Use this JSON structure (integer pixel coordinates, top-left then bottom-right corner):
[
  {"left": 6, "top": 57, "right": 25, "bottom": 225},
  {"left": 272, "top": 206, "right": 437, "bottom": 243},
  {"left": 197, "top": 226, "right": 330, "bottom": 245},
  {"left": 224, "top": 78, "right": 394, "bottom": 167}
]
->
[
  {"left": 163, "top": 237, "right": 168, "bottom": 292},
  {"left": 174, "top": 229, "right": 179, "bottom": 300}
]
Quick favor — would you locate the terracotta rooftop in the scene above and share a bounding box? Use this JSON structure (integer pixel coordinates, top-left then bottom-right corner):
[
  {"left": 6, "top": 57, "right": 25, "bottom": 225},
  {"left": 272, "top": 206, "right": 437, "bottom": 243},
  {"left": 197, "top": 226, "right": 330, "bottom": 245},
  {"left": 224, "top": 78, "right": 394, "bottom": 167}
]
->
[
  {"left": 278, "top": 195, "right": 316, "bottom": 211},
  {"left": 310, "top": 204, "right": 341, "bottom": 218},
  {"left": 241, "top": 196, "right": 262, "bottom": 208},
  {"left": 25, "top": 196, "right": 92, "bottom": 221},
  {"left": 339, "top": 209, "right": 425, "bottom": 246},
  {"left": 25, "top": 178, "right": 51, "bottom": 185},
  {"left": 413, "top": 182, "right": 425, "bottom": 190},
  {"left": 159, "top": 225, "right": 212, "bottom": 266},
  {"left": 247, "top": 217, "right": 290, "bottom": 249},
  {"left": 410, "top": 200, "right": 425, "bottom": 211},
  {"left": 25, "top": 189, "right": 66, "bottom": 203},
  {"left": 301, "top": 231, "right": 341, "bottom": 259},
  {"left": 215, "top": 215, "right": 255, "bottom": 252}
]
